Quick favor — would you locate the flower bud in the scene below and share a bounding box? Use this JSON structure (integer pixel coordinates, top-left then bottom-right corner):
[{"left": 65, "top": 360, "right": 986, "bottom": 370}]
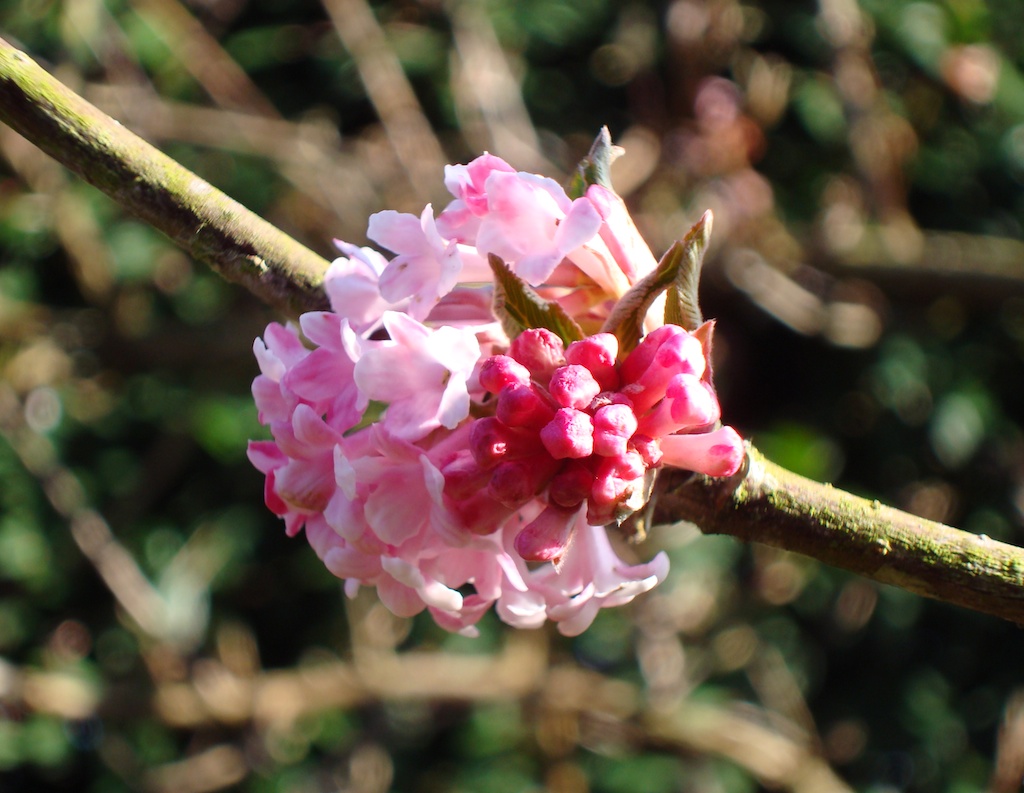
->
[
  {"left": 659, "top": 426, "right": 744, "bottom": 477},
  {"left": 509, "top": 328, "right": 564, "bottom": 382},
  {"left": 514, "top": 504, "right": 579, "bottom": 563},
  {"left": 445, "top": 490, "right": 516, "bottom": 536},
  {"left": 488, "top": 457, "right": 559, "bottom": 509},
  {"left": 479, "top": 354, "right": 531, "bottom": 394},
  {"left": 636, "top": 374, "right": 717, "bottom": 438},
  {"left": 470, "top": 417, "right": 544, "bottom": 468},
  {"left": 588, "top": 452, "right": 646, "bottom": 526},
  {"left": 441, "top": 449, "right": 491, "bottom": 499},
  {"left": 549, "top": 461, "right": 596, "bottom": 508},
  {"left": 540, "top": 408, "right": 595, "bottom": 459},
  {"left": 585, "top": 184, "right": 660, "bottom": 284},
  {"left": 549, "top": 364, "right": 601, "bottom": 410},
  {"left": 622, "top": 332, "right": 706, "bottom": 416},
  {"left": 496, "top": 383, "right": 557, "bottom": 429},
  {"left": 565, "top": 333, "right": 620, "bottom": 391},
  {"left": 619, "top": 324, "right": 684, "bottom": 385},
  {"left": 592, "top": 403, "right": 638, "bottom": 458},
  {"left": 629, "top": 434, "right": 662, "bottom": 467}
]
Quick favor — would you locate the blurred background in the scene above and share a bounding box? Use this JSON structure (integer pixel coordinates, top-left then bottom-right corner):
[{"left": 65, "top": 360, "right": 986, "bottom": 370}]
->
[{"left": 2, "top": 0, "right": 1024, "bottom": 790}]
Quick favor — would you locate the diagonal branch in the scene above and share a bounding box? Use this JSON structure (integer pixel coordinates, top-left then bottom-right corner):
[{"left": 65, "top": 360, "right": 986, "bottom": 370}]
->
[
  {"left": 0, "top": 37, "right": 330, "bottom": 316},
  {"left": 654, "top": 446, "right": 1024, "bottom": 623}
]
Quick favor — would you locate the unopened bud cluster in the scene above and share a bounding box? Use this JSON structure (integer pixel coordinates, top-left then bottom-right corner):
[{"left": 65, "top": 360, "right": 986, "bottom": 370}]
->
[{"left": 440, "top": 326, "right": 742, "bottom": 564}]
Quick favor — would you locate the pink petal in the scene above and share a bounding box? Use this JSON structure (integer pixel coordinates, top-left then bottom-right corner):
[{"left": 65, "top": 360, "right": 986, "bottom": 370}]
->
[
  {"left": 376, "top": 576, "right": 426, "bottom": 618},
  {"left": 247, "top": 440, "right": 285, "bottom": 474}
]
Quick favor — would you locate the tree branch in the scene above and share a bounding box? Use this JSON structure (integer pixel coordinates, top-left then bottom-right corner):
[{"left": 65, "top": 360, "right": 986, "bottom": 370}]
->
[
  {"left": 654, "top": 446, "right": 1024, "bottom": 623},
  {"left": 1, "top": 38, "right": 1021, "bottom": 624},
  {"left": 0, "top": 37, "right": 330, "bottom": 316}
]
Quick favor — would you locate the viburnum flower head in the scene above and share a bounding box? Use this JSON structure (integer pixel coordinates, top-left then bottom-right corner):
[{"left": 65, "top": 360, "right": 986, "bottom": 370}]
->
[{"left": 249, "top": 130, "right": 744, "bottom": 637}]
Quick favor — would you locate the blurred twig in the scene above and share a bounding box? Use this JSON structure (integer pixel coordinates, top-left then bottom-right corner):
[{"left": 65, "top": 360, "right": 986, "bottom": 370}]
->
[
  {"left": 991, "top": 690, "right": 1024, "bottom": 793},
  {"left": 154, "top": 631, "right": 549, "bottom": 728},
  {"left": 817, "top": 229, "right": 1024, "bottom": 285},
  {"left": 119, "top": 0, "right": 376, "bottom": 234},
  {"left": 0, "top": 657, "right": 101, "bottom": 720},
  {"left": 147, "top": 633, "right": 846, "bottom": 793},
  {"left": 144, "top": 745, "right": 248, "bottom": 793},
  {"left": 130, "top": 0, "right": 279, "bottom": 117},
  {"left": 0, "top": 123, "right": 115, "bottom": 303},
  {"left": 644, "top": 700, "right": 851, "bottom": 793},
  {"left": 83, "top": 82, "right": 379, "bottom": 236},
  {"left": 818, "top": 0, "right": 918, "bottom": 239},
  {"left": 0, "top": 376, "right": 223, "bottom": 650},
  {"left": 0, "top": 385, "right": 175, "bottom": 643},
  {"left": 0, "top": 626, "right": 848, "bottom": 793},
  {"left": 0, "top": 36, "right": 330, "bottom": 316},
  {"left": 321, "top": 0, "right": 447, "bottom": 203},
  {"left": 446, "top": 0, "right": 550, "bottom": 172}
]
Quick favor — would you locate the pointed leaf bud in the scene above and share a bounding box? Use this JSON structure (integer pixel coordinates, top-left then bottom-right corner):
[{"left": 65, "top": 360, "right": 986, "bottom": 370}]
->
[{"left": 664, "top": 210, "right": 712, "bottom": 332}]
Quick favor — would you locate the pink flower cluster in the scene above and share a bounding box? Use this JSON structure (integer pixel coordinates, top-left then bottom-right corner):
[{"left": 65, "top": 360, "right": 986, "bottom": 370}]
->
[{"left": 249, "top": 151, "right": 744, "bottom": 636}]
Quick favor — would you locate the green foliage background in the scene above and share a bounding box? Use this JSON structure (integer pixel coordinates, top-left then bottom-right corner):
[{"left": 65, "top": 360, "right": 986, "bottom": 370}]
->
[{"left": 2, "top": 0, "right": 1024, "bottom": 791}]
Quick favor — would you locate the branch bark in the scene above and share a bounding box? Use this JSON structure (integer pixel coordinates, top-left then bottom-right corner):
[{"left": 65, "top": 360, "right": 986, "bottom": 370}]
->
[
  {"left": 1, "top": 38, "right": 1022, "bottom": 624},
  {"left": 0, "top": 37, "right": 330, "bottom": 316},
  {"left": 654, "top": 446, "right": 1024, "bottom": 623}
]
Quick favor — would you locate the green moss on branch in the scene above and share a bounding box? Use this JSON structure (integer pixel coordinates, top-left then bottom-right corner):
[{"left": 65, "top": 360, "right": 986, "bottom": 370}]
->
[
  {"left": 0, "top": 37, "right": 330, "bottom": 315},
  {"left": 654, "top": 446, "right": 1024, "bottom": 623}
]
